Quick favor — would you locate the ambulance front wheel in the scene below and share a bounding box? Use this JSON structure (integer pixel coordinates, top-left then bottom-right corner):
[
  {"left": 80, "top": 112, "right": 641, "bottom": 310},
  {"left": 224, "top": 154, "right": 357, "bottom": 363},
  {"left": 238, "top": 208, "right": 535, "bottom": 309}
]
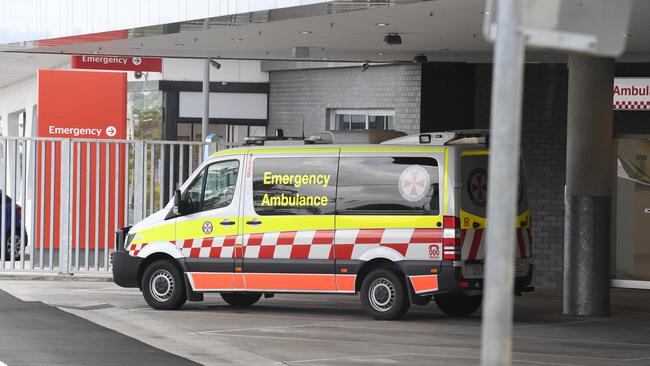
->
[
  {"left": 434, "top": 292, "right": 482, "bottom": 317},
  {"left": 220, "top": 293, "right": 262, "bottom": 307},
  {"left": 360, "top": 268, "right": 410, "bottom": 320},
  {"left": 141, "top": 260, "right": 187, "bottom": 310}
]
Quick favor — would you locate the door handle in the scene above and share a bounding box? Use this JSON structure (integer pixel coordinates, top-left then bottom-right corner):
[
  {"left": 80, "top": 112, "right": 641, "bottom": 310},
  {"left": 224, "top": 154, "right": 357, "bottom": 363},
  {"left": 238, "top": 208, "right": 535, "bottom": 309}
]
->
[
  {"left": 220, "top": 219, "right": 236, "bottom": 226},
  {"left": 246, "top": 218, "right": 262, "bottom": 225}
]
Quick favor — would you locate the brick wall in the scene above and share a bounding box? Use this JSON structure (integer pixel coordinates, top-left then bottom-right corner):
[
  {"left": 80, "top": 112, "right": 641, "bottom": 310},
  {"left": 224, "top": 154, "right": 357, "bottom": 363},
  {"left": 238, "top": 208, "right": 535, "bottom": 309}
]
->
[
  {"left": 475, "top": 64, "right": 568, "bottom": 289},
  {"left": 268, "top": 64, "right": 422, "bottom": 136}
]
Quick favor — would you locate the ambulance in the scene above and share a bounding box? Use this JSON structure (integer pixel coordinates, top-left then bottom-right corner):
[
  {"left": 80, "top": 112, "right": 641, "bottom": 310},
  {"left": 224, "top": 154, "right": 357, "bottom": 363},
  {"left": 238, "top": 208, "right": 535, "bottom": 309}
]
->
[{"left": 112, "top": 130, "right": 533, "bottom": 320}]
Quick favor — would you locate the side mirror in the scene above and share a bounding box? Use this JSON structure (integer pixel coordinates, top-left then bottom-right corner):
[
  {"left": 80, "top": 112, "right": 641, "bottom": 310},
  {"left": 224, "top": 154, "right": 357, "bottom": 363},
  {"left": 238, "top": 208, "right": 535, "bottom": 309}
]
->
[{"left": 173, "top": 189, "right": 183, "bottom": 215}]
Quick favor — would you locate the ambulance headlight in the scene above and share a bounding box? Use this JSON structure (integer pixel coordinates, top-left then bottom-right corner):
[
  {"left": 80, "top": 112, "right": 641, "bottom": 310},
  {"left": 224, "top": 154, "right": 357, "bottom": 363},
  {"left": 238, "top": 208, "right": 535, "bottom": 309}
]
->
[{"left": 124, "top": 233, "right": 135, "bottom": 250}]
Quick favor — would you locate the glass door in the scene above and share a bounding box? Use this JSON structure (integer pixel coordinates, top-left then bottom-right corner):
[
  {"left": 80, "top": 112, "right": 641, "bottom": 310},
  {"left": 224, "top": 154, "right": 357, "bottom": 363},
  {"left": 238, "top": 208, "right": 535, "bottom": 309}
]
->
[{"left": 613, "top": 137, "right": 650, "bottom": 289}]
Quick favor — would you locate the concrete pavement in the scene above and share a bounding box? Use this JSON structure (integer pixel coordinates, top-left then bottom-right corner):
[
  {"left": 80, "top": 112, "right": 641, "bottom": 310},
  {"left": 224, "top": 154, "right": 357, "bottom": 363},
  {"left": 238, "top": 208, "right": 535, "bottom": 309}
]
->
[{"left": 0, "top": 280, "right": 649, "bottom": 365}]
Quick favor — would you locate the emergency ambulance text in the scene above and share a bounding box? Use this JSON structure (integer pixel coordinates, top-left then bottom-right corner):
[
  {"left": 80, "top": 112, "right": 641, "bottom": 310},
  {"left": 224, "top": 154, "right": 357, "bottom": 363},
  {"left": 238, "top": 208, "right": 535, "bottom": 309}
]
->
[
  {"left": 261, "top": 193, "right": 328, "bottom": 207},
  {"left": 262, "top": 172, "right": 331, "bottom": 188}
]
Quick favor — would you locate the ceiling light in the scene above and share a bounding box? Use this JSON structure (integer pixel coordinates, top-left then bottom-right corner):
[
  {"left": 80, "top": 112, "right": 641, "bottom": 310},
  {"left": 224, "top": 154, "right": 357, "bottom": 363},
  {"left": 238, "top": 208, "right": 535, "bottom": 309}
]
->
[
  {"left": 375, "top": 23, "right": 389, "bottom": 26},
  {"left": 300, "top": 31, "right": 312, "bottom": 34},
  {"left": 321, "top": 57, "right": 329, "bottom": 61},
  {"left": 231, "top": 38, "right": 243, "bottom": 42},
  {"left": 377, "top": 52, "right": 386, "bottom": 56}
]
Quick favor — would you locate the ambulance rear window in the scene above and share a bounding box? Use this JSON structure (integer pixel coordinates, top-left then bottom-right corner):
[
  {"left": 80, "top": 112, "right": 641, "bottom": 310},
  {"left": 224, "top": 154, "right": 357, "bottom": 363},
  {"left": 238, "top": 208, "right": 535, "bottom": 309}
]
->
[
  {"left": 460, "top": 153, "right": 528, "bottom": 217},
  {"left": 337, "top": 157, "right": 439, "bottom": 215}
]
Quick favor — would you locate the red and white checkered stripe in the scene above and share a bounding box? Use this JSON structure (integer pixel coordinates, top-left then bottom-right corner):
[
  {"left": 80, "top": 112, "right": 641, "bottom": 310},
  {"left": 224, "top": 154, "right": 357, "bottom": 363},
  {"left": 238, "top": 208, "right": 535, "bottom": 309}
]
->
[
  {"left": 128, "top": 228, "right": 443, "bottom": 260},
  {"left": 461, "top": 227, "right": 531, "bottom": 261},
  {"left": 128, "top": 243, "right": 148, "bottom": 256},
  {"left": 613, "top": 100, "right": 650, "bottom": 110}
]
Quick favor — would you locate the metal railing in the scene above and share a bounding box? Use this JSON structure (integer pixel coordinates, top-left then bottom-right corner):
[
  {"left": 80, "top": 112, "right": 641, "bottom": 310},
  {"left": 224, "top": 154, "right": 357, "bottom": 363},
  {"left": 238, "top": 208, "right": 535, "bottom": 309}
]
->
[{"left": 0, "top": 136, "right": 236, "bottom": 273}]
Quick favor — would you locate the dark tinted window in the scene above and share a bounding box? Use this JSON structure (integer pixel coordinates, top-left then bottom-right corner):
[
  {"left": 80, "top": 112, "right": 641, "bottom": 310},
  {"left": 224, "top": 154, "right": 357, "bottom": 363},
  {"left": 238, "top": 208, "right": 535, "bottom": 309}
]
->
[
  {"left": 460, "top": 154, "right": 528, "bottom": 217},
  {"left": 337, "top": 157, "right": 439, "bottom": 215},
  {"left": 253, "top": 157, "right": 338, "bottom": 215}
]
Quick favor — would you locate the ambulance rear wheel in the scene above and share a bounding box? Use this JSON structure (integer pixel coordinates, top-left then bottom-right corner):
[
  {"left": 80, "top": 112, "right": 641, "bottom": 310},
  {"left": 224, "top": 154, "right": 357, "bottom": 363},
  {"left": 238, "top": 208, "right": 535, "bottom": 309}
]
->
[
  {"left": 141, "top": 260, "right": 187, "bottom": 310},
  {"left": 434, "top": 292, "right": 482, "bottom": 317},
  {"left": 360, "top": 269, "right": 410, "bottom": 320},
  {"left": 220, "top": 293, "right": 262, "bottom": 307}
]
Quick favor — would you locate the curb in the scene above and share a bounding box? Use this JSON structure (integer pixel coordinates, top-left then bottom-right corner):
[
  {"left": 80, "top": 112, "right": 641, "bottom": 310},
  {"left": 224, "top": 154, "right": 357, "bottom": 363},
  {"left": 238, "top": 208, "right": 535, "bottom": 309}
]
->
[{"left": 0, "top": 272, "right": 113, "bottom": 282}]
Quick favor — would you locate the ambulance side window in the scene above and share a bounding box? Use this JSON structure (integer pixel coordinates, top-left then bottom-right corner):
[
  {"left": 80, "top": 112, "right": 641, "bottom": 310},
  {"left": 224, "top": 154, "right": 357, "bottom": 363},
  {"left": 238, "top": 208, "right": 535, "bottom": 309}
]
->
[
  {"left": 337, "top": 157, "right": 439, "bottom": 215},
  {"left": 203, "top": 160, "right": 240, "bottom": 211},
  {"left": 252, "top": 157, "right": 338, "bottom": 216},
  {"left": 184, "top": 170, "right": 205, "bottom": 213}
]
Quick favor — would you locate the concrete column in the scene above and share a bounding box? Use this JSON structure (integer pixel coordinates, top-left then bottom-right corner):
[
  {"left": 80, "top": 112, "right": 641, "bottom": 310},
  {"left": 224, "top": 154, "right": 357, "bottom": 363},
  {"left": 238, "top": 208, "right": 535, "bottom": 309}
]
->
[{"left": 564, "top": 54, "right": 614, "bottom": 316}]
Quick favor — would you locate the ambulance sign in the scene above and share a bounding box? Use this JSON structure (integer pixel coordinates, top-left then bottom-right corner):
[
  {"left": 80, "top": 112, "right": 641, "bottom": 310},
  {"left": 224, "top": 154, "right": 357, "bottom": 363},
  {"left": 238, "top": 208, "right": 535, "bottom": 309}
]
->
[{"left": 613, "top": 78, "right": 650, "bottom": 111}]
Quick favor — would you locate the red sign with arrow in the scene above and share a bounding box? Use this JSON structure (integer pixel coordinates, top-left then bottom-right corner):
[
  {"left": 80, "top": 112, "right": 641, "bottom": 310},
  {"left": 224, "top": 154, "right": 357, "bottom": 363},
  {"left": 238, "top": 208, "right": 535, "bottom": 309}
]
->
[{"left": 72, "top": 55, "right": 162, "bottom": 72}]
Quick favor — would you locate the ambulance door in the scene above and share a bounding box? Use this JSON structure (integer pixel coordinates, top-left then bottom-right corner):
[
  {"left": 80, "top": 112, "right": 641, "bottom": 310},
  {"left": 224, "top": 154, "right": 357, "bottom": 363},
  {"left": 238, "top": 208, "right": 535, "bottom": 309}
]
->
[
  {"left": 176, "top": 156, "right": 245, "bottom": 292},
  {"left": 241, "top": 150, "right": 339, "bottom": 293}
]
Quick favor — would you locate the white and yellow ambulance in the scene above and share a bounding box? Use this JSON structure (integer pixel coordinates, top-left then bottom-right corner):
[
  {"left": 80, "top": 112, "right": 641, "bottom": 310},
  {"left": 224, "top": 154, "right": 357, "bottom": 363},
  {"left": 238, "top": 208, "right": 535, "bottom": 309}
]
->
[{"left": 112, "top": 130, "right": 533, "bottom": 320}]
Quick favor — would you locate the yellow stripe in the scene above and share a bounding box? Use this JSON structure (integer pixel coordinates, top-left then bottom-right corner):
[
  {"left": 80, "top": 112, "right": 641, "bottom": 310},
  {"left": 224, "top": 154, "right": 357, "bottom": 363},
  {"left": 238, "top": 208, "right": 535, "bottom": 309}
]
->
[
  {"left": 443, "top": 149, "right": 449, "bottom": 214},
  {"left": 461, "top": 150, "right": 489, "bottom": 156},
  {"left": 176, "top": 217, "right": 239, "bottom": 240},
  {"left": 211, "top": 149, "right": 247, "bottom": 158},
  {"left": 341, "top": 147, "right": 445, "bottom": 153},
  {"left": 132, "top": 223, "right": 174, "bottom": 244},
  {"left": 459, "top": 209, "right": 531, "bottom": 229},
  {"left": 243, "top": 215, "right": 335, "bottom": 234},
  {"left": 249, "top": 148, "right": 339, "bottom": 154},
  {"left": 336, "top": 215, "right": 442, "bottom": 229}
]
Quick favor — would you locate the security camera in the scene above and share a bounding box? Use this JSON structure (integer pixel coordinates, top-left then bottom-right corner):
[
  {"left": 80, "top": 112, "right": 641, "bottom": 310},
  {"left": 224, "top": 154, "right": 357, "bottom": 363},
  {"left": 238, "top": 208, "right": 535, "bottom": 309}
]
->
[
  {"left": 210, "top": 58, "right": 221, "bottom": 69},
  {"left": 413, "top": 54, "right": 428, "bottom": 64},
  {"left": 383, "top": 33, "right": 402, "bottom": 45},
  {"left": 134, "top": 71, "right": 143, "bottom": 79},
  {"left": 361, "top": 63, "right": 370, "bottom": 72}
]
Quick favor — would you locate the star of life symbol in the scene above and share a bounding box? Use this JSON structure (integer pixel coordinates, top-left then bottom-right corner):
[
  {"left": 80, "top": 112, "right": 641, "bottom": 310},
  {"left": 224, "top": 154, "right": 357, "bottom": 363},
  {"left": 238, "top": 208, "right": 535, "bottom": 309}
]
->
[
  {"left": 468, "top": 168, "right": 488, "bottom": 207},
  {"left": 202, "top": 221, "right": 213, "bottom": 235},
  {"left": 132, "top": 57, "right": 142, "bottom": 66},
  {"left": 398, "top": 165, "right": 430, "bottom": 202}
]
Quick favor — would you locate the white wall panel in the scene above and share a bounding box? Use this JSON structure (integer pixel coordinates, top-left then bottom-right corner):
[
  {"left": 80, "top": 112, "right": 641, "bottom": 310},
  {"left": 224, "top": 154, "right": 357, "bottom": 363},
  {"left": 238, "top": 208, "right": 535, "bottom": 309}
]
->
[{"left": 179, "top": 91, "right": 268, "bottom": 119}]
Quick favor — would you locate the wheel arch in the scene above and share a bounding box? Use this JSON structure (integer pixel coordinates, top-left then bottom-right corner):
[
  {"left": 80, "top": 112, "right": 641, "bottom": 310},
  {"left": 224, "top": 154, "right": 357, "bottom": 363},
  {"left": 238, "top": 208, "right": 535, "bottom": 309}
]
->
[
  {"left": 354, "top": 257, "right": 406, "bottom": 293},
  {"left": 137, "top": 252, "right": 186, "bottom": 289}
]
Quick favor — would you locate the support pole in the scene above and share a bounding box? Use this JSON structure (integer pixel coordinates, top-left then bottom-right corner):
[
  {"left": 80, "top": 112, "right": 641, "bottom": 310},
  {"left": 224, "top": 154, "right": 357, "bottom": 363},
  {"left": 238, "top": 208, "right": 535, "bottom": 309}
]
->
[
  {"left": 202, "top": 58, "right": 210, "bottom": 142},
  {"left": 480, "top": 0, "right": 525, "bottom": 365},
  {"left": 564, "top": 54, "right": 614, "bottom": 316}
]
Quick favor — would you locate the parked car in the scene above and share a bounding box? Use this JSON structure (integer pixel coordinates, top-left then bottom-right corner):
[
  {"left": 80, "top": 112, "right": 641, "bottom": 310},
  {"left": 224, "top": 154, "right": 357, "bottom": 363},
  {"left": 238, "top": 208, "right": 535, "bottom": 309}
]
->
[{"left": 0, "top": 191, "right": 27, "bottom": 261}]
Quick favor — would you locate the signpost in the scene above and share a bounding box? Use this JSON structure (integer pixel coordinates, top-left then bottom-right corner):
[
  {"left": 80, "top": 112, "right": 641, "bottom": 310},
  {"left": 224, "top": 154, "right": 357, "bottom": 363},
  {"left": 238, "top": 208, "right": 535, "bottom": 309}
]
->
[{"left": 481, "top": 1, "right": 633, "bottom": 365}]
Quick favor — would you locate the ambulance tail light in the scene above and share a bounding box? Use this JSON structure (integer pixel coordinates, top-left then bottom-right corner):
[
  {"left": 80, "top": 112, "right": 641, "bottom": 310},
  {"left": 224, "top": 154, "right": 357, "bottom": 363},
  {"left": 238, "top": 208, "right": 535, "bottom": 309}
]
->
[{"left": 442, "top": 216, "right": 461, "bottom": 261}]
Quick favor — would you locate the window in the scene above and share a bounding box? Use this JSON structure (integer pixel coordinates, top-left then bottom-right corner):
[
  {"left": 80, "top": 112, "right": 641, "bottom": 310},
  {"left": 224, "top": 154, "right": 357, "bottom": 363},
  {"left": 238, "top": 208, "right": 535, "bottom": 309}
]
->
[
  {"left": 252, "top": 157, "right": 338, "bottom": 216},
  {"left": 184, "top": 170, "right": 205, "bottom": 213},
  {"left": 182, "top": 160, "right": 239, "bottom": 214},
  {"left": 203, "top": 160, "right": 240, "bottom": 210},
  {"left": 337, "top": 157, "right": 439, "bottom": 215},
  {"left": 331, "top": 109, "right": 395, "bottom": 131}
]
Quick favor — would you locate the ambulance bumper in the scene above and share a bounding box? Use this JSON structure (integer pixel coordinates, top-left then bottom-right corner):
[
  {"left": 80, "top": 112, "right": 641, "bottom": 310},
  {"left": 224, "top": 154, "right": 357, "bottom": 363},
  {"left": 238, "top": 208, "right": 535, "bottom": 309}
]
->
[
  {"left": 112, "top": 251, "right": 143, "bottom": 288},
  {"left": 436, "top": 262, "right": 534, "bottom": 293}
]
